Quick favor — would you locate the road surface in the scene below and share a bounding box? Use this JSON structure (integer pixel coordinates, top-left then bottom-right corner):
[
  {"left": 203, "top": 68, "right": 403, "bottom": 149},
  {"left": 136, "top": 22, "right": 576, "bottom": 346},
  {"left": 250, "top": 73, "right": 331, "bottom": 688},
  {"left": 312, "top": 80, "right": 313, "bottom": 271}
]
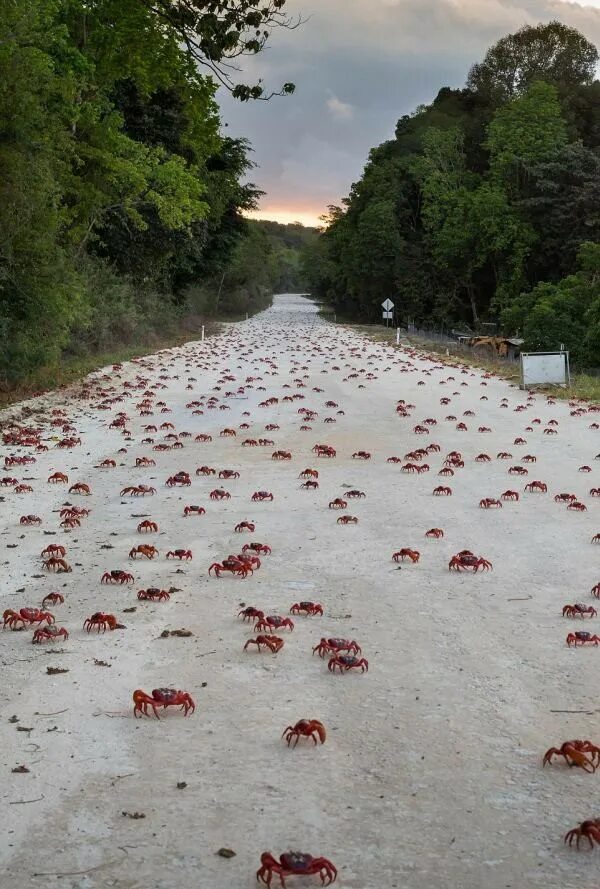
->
[{"left": 1, "top": 294, "right": 600, "bottom": 888}]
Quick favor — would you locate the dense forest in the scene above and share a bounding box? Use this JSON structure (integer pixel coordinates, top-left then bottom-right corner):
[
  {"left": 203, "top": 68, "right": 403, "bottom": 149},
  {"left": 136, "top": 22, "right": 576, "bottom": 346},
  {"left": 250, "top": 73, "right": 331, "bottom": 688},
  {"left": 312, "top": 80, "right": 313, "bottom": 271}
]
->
[
  {"left": 0, "top": 0, "right": 303, "bottom": 390},
  {"left": 303, "top": 22, "right": 600, "bottom": 368}
]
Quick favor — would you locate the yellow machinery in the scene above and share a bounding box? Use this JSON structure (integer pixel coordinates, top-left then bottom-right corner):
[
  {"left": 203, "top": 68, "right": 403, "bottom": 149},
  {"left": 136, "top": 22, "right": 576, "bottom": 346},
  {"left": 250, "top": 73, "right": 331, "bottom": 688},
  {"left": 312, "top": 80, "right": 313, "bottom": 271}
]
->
[{"left": 467, "top": 336, "right": 510, "bottom": 359}]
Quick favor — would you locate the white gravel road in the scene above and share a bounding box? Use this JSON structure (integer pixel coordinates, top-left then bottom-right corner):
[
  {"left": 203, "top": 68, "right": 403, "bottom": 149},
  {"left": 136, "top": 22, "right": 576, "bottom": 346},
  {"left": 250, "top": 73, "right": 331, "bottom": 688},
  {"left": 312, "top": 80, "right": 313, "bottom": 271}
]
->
[{"left": 1, "top": 294, "right": 600, "bottom": 889}]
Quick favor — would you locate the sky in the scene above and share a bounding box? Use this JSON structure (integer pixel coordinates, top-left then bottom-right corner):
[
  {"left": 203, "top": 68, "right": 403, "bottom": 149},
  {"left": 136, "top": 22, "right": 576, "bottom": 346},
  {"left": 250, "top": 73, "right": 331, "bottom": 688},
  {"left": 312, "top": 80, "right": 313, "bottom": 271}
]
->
[{"left": 218, "top": 0, "right": 600, "bottom": 228}]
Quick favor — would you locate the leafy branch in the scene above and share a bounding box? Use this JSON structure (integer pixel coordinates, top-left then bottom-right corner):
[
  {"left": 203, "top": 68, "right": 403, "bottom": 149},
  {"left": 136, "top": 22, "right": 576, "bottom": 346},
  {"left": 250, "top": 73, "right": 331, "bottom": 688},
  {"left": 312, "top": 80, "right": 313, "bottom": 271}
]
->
[{"left": 137, "top": 0, "right": 301, "bottom": 100}]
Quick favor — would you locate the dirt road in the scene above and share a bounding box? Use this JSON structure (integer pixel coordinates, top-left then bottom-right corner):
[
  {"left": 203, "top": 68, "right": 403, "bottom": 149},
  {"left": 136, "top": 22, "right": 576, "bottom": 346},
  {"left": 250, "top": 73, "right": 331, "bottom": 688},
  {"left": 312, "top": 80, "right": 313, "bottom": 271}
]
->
[{"left": 1, "top": 294, "right": 600, "bottom": 888}]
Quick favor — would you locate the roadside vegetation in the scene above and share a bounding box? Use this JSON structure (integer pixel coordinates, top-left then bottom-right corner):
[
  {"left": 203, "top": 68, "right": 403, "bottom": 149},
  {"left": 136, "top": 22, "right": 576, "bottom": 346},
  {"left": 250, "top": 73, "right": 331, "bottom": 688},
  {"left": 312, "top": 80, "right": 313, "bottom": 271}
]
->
[
  {"left": 344, "top": 322, "right": 600, "bottom": 403},
  {"left": 303, "top": 22, "right": 600, "bottom": 371},
  {"left": 0, "top": 0, "right": 309, "bottom": 394}
]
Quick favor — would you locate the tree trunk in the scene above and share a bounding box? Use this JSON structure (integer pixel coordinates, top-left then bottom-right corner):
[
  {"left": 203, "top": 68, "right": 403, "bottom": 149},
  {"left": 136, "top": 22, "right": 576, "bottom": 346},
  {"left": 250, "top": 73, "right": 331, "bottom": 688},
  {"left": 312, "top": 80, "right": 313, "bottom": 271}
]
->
[{"left": 467, "top": 285, "right": 479, "bottom": 326}]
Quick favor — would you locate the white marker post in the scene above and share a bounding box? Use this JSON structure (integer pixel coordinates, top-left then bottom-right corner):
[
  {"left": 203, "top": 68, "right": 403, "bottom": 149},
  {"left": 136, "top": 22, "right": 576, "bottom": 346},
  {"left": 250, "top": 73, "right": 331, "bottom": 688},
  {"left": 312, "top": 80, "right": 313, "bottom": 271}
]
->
[
  {"left": 201, "top": 325, "right": 205, "bottom": 342},
  {"left": 396, "top": 328, "right": 400, "bottom": 346}
]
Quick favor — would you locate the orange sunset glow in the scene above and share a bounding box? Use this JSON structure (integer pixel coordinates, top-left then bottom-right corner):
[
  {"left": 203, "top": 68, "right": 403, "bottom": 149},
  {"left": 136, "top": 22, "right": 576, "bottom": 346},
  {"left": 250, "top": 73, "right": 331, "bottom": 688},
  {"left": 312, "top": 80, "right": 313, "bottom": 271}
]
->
[{"left": 245, "top": 208, "right": 323, "bottom": 229}]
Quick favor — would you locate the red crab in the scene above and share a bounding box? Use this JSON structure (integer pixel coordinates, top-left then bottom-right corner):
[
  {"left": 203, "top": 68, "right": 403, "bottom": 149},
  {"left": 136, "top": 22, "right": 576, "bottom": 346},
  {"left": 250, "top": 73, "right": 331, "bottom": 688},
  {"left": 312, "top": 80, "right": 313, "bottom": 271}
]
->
[
  {"left": 219, "top": 469, "right": 240, "bottom": 479},
  {"left": 242, "top": 542, "right": 271, "bottom": 555},
  {"left": 328, "top": 498, "right": 347, "bottom": 510},
  {"left": 137, "top": 520, "right": 158, "bottom": 533},
  {"left": 252, "top": 491, "right": 274, "bottom": 502},
  {"left": 137, "top": 588, "right": 171, "bottom": 601},
  {"left": 448, "top": 551, "right": 492, "bottom": 572},
  {"left": 166, "top": 473, "right": 191, "bottom": 487},
  {"left": 129, "top": 544, "right": 158, "bottom": 560},
  {"left": 210, "top": 488, "right": 231, "bottom": 501},
  {"left": 48, "top": 472, "right": 68, "bottom": 484},
  {"left": 238, "top": 606, "right": 264, "bottom": 622},
  {"left": 567, "top": 501, "right": 587, "bottom": 511},
  {"left": 290, "top": 602, "right": 323, "bottom": 616},
  {"left": 3, "top": 608, "right": 54, "bottom": 629},
  {"left": 43, "top": 557, "right": 72, "bottom": 573},
  {"left": 563, "top": 604, "right": 597, "bottom": 619},
  {"left": 501, "top": 490, "right": 519, "bottom": 501},
  {"left": 32, "top": 625, "right": 69, "bottom": 644},
  {"left": 544, "top": 740, "right": 600, "bottom": 772},
  {"left": 352, "top": 451, "right": 371, "bottom": 459},
  {"left": 299, "top": 469, "right": 319, "bottom": 479},
  {"left": 235, "top": 521, "right": 255, "bottom": 533},
  {"left": 282, "top": 719, "right": 326, "bottom": 747},
  {"left": 20, "top": 515, "right": 42, "bottom": 525},
  {"left": 425, "top": 528, "right": 444, "bottom": 538},
  {"left": 255, "top": 615, "right": 294, "bottom": 632},
  {"left": 565, "top": 820, "right": 600, "bottom": 849},
  {"left": 244, "top": 634, "right": 284, "bottom": 653},
  {"left": 69, "top": 482, "right": 91, "bottom": 495},
  {"left": 84, "top": 612, "right": 124, "bottom": 632},
  {"left": 433, "top": 486, "right": 452, "bottom": 496},
  {"left": 101, "top": 570, "right": 134, "bottom": 584},
  {"left": 344, "top": 489, "right": 365, "bottom": 498},
  {"left": 41, "top": 543, "right": 67, "bottom": 559},
  {"left": 196, "top": 466, "right": 216, "bottom": 476},
  {"left": 234, "top": 552, "right": 260, "bottom": 570},
  {"left": 184, "top": 505, "right": 206, "bottom": 516},
  {"left": 401, "top": 463, "right": 419, "bottom": 473},
  {"left": 392, "top": 548, "right": 420, "bottom": 563},
  {"left": 133, "top": 688, "right": 195, "bottom": 719},
  {"left": 126, "top": 484, "right": 156, "bottom": 496},
  {"left": 554, "top": 493, "right": 577, "bottom": 503},
  {"left": 257, "top": 851, "right": 337, "bottom": 888},
  {"left": 336, "top": 515, "right": 358, "bottom": 524},
  {"left": 479, "top": 498, "right": 502, "bottom": 509},
  {"left": 42, "top": 592, "right": 64, "bottom": 608},
  {"left": 525, "top": 480, "right": 547, "bottom": 493},
  {"left": 166, "top": 549, "right": 192, "bottom": 560},
  {"left": 567, "top": 631, "right": 600, "bottom": 647},
  {"left": 328, "top": 654, "right": 369, "bottom": 673},
  {"left": 208, "top": 558, "right": 252, "bottom": 578}
]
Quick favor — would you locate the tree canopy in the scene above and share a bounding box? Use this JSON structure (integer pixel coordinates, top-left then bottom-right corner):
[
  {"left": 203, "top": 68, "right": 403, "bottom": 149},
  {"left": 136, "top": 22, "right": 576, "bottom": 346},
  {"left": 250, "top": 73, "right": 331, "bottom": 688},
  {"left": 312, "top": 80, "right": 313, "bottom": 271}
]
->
[
  {"left": 0, "top": 0, "right": 301, "bottom": 388},
  {"left": 304, "top": 21, "right": 600, "bottom": 368}
]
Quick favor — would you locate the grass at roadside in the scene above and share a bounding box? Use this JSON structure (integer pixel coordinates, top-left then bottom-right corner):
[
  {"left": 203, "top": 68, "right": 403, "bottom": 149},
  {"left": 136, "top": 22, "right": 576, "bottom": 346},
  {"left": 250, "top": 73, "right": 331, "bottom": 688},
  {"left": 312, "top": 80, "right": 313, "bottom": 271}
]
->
[
  {"left": 0, "top": 322, "right": 222, "bottom": 411},
  {"left": 340, "top": 321, "right": 600, "bottom": 403}
]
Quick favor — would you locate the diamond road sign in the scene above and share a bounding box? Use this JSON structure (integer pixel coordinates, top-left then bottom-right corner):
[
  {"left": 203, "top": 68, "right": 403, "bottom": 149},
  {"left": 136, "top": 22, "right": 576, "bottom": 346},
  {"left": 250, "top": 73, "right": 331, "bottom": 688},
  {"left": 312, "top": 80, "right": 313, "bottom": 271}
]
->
[{"left": 381, "top": 299, "right": 394, "bottom": 311}]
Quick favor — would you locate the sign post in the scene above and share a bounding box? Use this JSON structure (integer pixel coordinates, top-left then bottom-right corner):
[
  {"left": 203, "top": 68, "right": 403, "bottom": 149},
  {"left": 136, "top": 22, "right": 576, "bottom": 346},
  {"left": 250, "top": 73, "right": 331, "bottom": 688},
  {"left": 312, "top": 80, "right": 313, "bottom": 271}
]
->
[{"left": 381, "top": 298, "right": 394, "bottom": 328}]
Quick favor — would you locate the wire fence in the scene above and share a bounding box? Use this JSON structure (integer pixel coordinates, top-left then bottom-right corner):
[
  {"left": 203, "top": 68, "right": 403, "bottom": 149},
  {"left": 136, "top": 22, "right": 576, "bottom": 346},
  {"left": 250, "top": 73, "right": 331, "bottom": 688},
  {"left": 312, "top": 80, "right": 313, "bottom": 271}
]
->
[{"left": 405, "top": 323, "right": 521, "bottom": 364}]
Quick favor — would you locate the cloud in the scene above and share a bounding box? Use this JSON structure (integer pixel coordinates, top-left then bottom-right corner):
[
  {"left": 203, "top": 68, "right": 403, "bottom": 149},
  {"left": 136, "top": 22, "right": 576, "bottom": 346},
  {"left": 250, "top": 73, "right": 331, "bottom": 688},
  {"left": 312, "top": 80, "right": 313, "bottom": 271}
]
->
[
  {"left": 326, "top": 93, "right": 354, "bottom": 121},
  {"left": 219, "top": 0, "right": 600, "bottom": 221}
]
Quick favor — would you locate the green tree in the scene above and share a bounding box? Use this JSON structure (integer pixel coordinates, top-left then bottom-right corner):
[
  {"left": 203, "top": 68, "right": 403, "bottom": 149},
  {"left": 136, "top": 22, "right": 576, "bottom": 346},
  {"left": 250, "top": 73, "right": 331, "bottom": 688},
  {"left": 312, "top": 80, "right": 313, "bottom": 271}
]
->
[
  {"left": 468, "top": 21, "right": 598, "bottom": 102},
  {"left": 503, "top": 242, "right": 600, "bottom": 366},
  {"left": 486, "top": 81, "right": 568, "bottom": 190}
]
